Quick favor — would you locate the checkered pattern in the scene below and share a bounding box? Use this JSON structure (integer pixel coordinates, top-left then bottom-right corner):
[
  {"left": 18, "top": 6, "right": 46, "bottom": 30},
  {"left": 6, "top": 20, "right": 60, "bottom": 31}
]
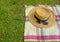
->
[{"left": 24, "top": 5, "right": 60, "bottom": 42}]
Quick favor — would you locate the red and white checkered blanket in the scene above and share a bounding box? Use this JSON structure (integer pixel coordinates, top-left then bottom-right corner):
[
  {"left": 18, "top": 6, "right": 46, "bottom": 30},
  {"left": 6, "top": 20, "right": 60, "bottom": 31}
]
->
[{"left": 24, "top": 5, "right": 60, "bottom": 42}]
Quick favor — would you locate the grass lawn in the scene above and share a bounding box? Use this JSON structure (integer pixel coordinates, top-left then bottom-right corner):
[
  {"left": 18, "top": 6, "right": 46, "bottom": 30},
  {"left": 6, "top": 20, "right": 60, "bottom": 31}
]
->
[
  {"left": 0, "top": 0, "right": 60, "bottom": 42},
  {"left": 25, "top": 0, "right": 60, "bottom": 5},
  {"left": 0, "top": 0, "right": 24, "bottom": 42}
]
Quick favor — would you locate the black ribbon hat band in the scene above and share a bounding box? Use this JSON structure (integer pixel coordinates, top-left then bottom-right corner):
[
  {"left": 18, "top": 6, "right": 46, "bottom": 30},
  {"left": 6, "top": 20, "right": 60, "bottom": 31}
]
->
[{"left": 34, "top": 15, "right": 48, "bottom": 25}]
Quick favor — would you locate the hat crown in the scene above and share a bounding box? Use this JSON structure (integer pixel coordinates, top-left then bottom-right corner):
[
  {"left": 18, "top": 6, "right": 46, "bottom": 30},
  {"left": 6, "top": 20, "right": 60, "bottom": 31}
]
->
[
  {"left": 28, "top": 6, "right": 55, "bottom": 28},
  {"left": 35, "top": 7, "right": 50, "bottom": 20}
]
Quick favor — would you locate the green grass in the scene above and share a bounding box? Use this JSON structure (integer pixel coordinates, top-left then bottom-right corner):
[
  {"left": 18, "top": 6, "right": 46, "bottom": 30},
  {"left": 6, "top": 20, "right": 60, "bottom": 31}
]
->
[
  {"left": 0, "top": 0, "right": 60, "bottom": 42},
  {"left": 25, "top": 0, "right": 60, "bottom": 5},
  {"left": 0, "top": 0, "right": 24, "bottom": 42}
]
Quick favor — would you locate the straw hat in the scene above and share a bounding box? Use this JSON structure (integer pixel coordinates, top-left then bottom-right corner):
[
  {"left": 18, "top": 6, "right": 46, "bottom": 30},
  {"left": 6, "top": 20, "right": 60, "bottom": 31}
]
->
[{"left": 28, "top": 6, "right": 55, "bottom": 28}]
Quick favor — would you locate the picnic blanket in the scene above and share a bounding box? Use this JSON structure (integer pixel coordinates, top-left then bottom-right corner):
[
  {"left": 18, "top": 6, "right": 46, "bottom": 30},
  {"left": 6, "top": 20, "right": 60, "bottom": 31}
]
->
[{"left": 24, "top": 5, "right": 60, "bottom": 42}]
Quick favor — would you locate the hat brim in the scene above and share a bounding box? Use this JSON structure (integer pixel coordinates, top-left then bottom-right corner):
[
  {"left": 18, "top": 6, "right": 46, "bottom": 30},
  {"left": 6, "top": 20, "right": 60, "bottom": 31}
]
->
[{"left": 28, "top": 7, "right": 55, "bottom": 28}]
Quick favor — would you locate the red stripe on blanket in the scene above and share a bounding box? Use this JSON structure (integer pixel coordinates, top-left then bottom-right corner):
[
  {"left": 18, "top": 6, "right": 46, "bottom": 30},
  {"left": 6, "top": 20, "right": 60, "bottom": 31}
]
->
[
  {"left": 50, "top": 6, "right": 60, "bottom": 31},
  {"left": 25, "top": 16, "right": 28, "bottom": 18},
  {"left": 55, "top": 15, "right": 60, "bottom": 18},
  {"left": 36, "top": 27, "right": 40, "bottom": 42},
  {"left": 24, "top": 35, "right": 60, "bottom": 40}
]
